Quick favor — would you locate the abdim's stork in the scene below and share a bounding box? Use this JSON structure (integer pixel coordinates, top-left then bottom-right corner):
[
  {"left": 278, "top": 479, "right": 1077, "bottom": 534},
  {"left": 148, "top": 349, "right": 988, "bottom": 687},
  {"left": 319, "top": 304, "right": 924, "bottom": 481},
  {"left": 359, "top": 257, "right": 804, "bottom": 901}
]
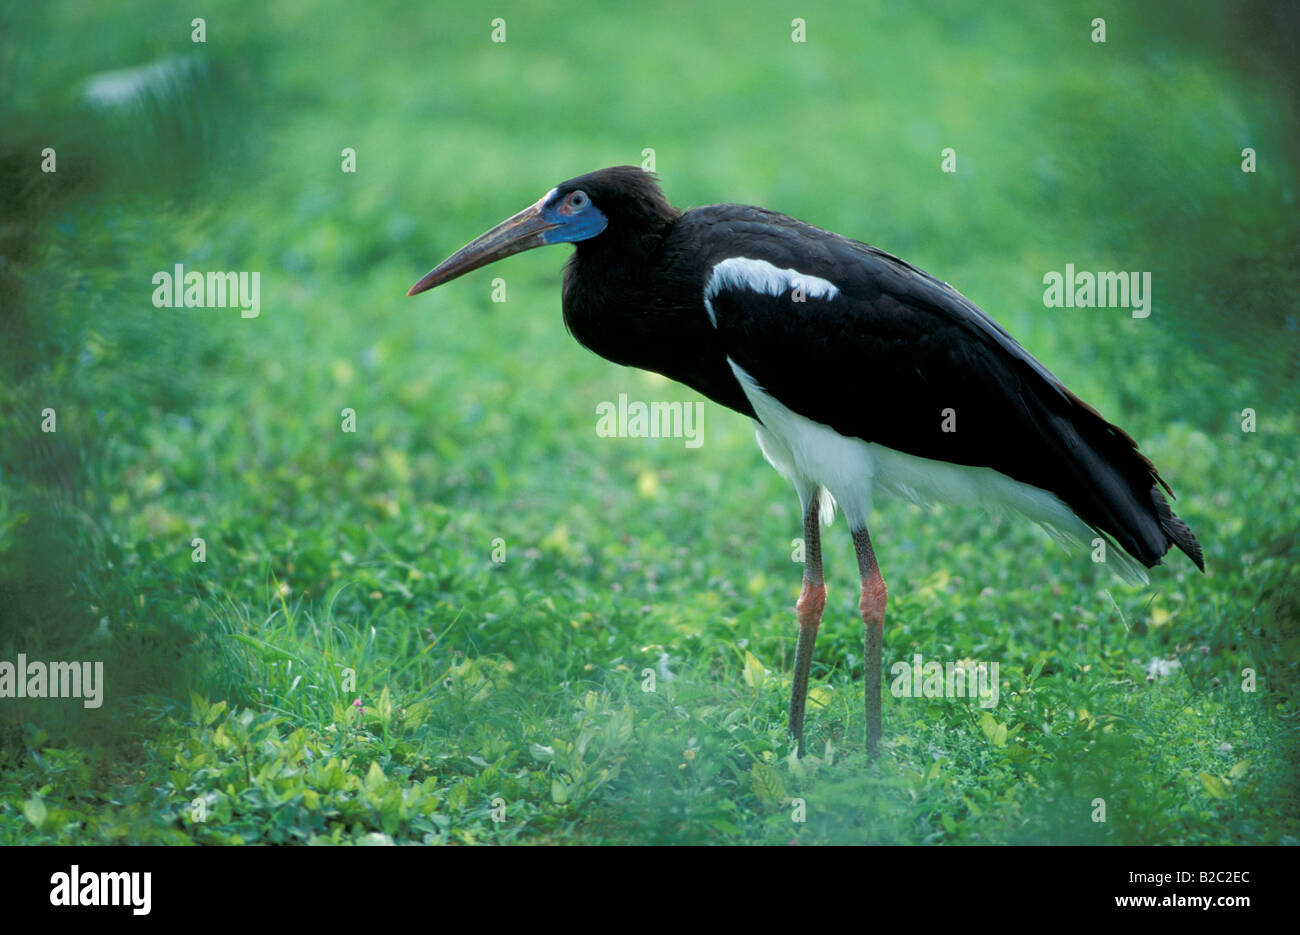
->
[{"left": 408, "top": 166, "right": 1204, "bottom": 756}]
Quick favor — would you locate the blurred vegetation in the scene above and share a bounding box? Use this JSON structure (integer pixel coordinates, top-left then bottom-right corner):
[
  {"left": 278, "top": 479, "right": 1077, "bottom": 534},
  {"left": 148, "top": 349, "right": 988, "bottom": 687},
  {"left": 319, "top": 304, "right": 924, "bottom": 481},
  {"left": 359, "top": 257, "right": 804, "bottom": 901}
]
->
[{"left": 0, "top": 0, "right": 1296, "bottom": 843}]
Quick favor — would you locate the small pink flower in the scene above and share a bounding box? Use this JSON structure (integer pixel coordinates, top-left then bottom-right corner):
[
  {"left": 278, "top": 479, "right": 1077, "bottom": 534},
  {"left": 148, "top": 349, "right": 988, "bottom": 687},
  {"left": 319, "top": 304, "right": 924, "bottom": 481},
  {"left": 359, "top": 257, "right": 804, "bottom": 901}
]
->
[{"left": 353, "top": 698, "right": 364, "bottom": 714}]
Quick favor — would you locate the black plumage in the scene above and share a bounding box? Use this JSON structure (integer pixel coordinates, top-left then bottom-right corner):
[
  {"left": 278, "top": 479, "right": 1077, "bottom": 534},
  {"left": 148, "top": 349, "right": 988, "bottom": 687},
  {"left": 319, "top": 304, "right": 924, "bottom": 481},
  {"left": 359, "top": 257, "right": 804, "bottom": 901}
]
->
[{"left": 554, "top": 167, "right": 1202, "bottom": 572}]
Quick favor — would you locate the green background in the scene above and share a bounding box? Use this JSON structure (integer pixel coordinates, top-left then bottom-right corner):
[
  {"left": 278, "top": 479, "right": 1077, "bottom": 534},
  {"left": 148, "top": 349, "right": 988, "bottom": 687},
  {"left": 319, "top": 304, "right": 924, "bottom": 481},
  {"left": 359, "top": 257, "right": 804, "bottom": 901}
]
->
[{"left": 1, "top": 0, "right": 1296, "bottom": 843}]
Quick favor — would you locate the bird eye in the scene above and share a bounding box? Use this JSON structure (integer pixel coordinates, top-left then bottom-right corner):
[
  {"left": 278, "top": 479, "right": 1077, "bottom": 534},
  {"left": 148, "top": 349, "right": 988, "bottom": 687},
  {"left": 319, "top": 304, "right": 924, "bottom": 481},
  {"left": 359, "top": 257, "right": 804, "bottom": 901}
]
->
[{"left": 568, "top": 190, "right": 589, "bottom": 211}]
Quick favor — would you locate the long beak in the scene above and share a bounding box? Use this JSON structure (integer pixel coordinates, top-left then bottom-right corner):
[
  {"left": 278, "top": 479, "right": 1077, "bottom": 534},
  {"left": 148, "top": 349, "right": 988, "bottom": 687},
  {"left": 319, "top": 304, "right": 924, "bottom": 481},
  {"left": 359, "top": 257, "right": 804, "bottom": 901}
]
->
[{"left": 407, "top": 200, "right": 558, "bottom": 296}]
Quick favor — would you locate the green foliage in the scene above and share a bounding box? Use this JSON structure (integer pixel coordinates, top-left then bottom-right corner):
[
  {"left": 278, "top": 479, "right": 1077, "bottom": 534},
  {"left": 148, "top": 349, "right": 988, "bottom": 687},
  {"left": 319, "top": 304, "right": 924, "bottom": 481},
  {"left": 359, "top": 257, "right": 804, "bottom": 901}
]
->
[{"left": 0, "top": 0, "right": 1297, "bottom": 844}]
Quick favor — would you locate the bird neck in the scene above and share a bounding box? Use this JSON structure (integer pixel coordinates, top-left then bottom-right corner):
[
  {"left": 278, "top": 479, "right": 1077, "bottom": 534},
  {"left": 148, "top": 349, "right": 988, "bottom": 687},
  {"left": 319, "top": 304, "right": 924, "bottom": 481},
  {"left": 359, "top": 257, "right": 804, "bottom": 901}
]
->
[
  {"left": 560, "top": 221, "right": 755, "bottom": 418},
  {"left": 562, "top": 226, "right": 672, "bottom": 363}
]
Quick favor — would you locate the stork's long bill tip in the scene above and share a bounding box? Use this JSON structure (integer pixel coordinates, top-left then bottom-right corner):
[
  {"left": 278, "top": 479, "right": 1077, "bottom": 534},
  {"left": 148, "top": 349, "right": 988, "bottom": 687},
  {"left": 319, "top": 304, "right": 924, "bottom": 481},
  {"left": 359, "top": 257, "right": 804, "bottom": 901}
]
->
[{"left": 406, "top": 274, "right": 437, "bottom": 297}]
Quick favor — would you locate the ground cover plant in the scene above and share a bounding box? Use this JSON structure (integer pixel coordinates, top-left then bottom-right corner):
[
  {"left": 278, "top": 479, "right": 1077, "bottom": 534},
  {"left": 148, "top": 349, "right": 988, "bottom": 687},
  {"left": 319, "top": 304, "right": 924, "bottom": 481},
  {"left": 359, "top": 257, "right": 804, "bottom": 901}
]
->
[{"left": 1, "top": 0, "right": 1296, "bottom": 845}]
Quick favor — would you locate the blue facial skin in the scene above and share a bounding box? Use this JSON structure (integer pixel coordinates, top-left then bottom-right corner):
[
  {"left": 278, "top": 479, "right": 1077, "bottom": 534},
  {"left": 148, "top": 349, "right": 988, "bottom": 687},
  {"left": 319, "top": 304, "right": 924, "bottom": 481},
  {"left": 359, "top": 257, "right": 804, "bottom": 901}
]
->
[{"left": 540, "top": 196, "right": 608, "bottom": 244}]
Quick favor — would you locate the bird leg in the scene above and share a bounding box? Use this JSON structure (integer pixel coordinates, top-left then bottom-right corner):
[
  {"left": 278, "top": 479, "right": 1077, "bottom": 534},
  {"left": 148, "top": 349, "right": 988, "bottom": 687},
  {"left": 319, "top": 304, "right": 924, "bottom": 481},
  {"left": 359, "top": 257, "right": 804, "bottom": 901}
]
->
[
  {"left": 852, "top": 525, "right": 887, "bottom": 757},
  {"left": 789, "top": 495, "right": 826, "bottom": 757}
]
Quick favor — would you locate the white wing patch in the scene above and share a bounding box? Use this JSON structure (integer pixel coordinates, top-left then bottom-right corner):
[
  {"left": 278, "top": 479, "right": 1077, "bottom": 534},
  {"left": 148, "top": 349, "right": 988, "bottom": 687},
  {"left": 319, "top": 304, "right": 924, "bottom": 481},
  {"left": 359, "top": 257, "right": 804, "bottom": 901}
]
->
[{"left": 703, "top": 257, "right": 840, "bottom": 327}]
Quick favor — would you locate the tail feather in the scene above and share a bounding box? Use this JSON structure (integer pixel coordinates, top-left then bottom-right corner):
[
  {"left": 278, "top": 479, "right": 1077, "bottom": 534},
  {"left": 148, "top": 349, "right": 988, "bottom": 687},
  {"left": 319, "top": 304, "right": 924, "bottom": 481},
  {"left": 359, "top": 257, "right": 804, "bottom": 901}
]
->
[
  {"left": 1035, "top": 385, "right": 1205, "bottom": 575},
  {"left": 1151, "top": 485, "right": 1205, "bottom": 571}
]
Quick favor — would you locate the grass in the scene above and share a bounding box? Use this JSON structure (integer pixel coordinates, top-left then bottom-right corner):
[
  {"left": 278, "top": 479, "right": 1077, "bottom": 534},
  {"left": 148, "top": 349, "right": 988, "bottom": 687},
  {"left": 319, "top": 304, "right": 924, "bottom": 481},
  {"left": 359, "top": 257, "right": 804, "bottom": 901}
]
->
[{"left": 0, "top": 0, "right": 1297, "bottom": 845}]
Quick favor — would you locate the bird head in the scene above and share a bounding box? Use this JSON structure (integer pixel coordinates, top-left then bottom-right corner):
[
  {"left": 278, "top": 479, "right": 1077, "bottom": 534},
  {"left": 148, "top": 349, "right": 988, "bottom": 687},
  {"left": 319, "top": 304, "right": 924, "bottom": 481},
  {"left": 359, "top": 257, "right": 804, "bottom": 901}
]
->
[{"left": 407, "top": 166, "right": 676, "bottom": 296}]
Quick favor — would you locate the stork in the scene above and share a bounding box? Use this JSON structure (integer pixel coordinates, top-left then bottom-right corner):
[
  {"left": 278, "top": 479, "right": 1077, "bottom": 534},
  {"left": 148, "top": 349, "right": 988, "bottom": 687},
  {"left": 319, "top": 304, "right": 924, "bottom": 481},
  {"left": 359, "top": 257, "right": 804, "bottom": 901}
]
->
[{"left": 408, "top": 166, "right": 1204, "bottom": 757}]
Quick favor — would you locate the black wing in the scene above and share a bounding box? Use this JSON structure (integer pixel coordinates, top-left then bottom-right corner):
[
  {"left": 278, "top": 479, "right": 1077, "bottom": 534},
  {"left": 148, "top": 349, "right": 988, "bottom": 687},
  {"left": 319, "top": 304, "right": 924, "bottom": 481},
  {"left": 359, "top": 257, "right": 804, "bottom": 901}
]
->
[{"left": 671, "top": 205, "right": 1203, "bottom": 571}]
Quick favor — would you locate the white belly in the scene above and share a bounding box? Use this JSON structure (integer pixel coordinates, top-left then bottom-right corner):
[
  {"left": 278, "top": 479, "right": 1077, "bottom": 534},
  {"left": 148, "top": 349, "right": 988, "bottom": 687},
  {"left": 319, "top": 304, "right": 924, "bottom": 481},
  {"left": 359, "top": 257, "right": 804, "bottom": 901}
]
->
[{"left": 728, "top": 358, "right": 1148, "bottom": 585}]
